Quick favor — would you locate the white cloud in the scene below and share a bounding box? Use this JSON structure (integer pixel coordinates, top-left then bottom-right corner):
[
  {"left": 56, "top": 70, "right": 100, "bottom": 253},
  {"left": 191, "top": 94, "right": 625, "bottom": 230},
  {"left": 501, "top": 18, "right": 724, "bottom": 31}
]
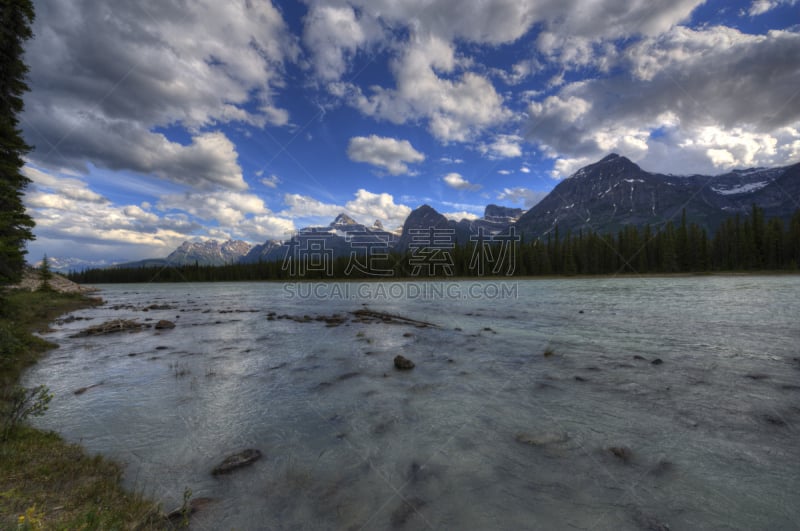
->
[
  {"left": 344, "top": 189, "right": 412, "bottom": 230},
  {"left": 493, "top": 59, "right": 541, "bottom": 85},
  {"left": 25, "top": 0, "right": 298, "bottom": 187},
  {"left": 443, "top": 172, "right": 482, "bottom": 191},
  {"left": 23, "top": 165, "right": 108, "bottom": 204},
  {"left": 22, "top": 164, "right": 297, "bottom": 260},
  {"left": 260, "top": 174, "right": 282, "bottom": 189},
  {"left": 497, "top": 187, "right": 548, "bottom": 208},
  {"left": 443, "top": 211, "right": 480, "bottom": 221},
  {"left": 309, "top": 1, "right": 713, "bottom": 144},
  {"left": 280, "top": 189, "right": 411, "bottom": 231},
  {"left": 23, "top": 166, "right": 202, "bottom": 261},
  {"left": 498, "top": 170, "right": 512, "bottom": 175},
  {"left": 158, "top": 191, "right": 267, "bottom": 227},
  {"left": 346, "top": 33, "right": 511, "bottom": 142},
  {"left": 520, "top": 166, "right": 531, "bottom": 173},
  {"left": 347, "top": 135, "right": 425, "bottom": 175},
  {"left": 280, "top": 193, "right": 345, "bottom": 219},
  {"left": 480, "top": 134, "right": 524, "bottom": 159},
  {"left": 525, "top": 25, "right": 800, "bottom": 174},
  {"left": 748, "top": 0, "right": 797, "bottom": 16},
  {"left": 303, "top": 4, "right": 382, "bottom": 81},
  {"left": 439, "top": 157, "right": 465, "bottom": 164},
  {"left": 234, "top": 215, "right": 296, "bottom": 242}
]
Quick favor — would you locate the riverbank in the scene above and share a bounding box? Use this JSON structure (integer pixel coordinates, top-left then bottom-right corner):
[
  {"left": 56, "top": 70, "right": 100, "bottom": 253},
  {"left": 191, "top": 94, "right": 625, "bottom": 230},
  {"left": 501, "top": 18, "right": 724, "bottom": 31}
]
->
[{"left": 0, "top": 289, "right": 169, "bottom": 529}]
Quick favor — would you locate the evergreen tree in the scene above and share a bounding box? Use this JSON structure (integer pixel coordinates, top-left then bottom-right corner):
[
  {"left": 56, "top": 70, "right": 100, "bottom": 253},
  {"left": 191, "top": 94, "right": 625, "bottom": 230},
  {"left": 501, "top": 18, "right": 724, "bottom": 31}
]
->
[
  {"left": 0, "top": 0, "right": 36, "bottom": 287},
  {"left": 38, "top": 254, "right": 53, "bottom": 291}
]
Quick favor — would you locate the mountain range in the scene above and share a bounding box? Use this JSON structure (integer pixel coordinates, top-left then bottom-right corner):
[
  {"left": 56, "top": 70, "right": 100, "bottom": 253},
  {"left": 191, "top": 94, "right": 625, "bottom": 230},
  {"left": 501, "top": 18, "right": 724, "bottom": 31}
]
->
[
  {"left": 41, "top": 154, "right": 799, "bottom": 271},
  {"left": 515, "top": 153, "right": 799, "bottom": 237}
]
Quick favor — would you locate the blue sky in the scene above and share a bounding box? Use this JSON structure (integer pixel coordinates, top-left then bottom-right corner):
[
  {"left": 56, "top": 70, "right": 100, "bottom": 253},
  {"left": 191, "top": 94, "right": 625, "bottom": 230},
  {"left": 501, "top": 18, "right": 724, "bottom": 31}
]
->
[{"left": 20, "top": 0, "right": 800, "bottom": 262}]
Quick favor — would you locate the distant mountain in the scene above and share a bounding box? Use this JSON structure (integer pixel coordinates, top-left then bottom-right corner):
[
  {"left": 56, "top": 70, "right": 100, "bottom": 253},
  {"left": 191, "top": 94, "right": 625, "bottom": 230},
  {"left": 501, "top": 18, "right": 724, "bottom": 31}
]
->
[
  {"left": 166, "top": 239, "right": 251, "bottom": 265},
  {"left": 484, "top": 204, "right": 524, "bottom": 223},
  {"left": 119, "top": 239, "right": 251, "bottom": 268},
  {"left": 240, "top": 240, "right": 285, "bottom": 264},
  {"left": 32, "top": 256, "right": 119, "bottom": 273},
  {"left": 515, "top": 153, "right": 799, "bottom": 237},
  {"left": 77, "top": 155, "right": 799, "bottom": 272},
  {"left": 395, "top": 203, "right": 522, "bottom": 252},
  {"left": 239, "top": 213, "right": 399, "bottom": 265}
]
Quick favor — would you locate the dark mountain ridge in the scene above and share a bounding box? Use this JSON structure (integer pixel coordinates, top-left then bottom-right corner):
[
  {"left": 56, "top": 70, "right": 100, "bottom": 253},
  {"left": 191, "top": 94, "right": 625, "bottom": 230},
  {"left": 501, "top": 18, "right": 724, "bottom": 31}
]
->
[{"left": 515, "top": 153, "right": 799, "bottom": 238}]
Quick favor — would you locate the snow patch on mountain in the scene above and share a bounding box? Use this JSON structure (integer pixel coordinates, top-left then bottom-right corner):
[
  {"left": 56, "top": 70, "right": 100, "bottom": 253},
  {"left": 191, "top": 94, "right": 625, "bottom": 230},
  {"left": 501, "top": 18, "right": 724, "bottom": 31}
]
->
[{"left": 711, "top": 181, "right": 770, "bottom": 195}]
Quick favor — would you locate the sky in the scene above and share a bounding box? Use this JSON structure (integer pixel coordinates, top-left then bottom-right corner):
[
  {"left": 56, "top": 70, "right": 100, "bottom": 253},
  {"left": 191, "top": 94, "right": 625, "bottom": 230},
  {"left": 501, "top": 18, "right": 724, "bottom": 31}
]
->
[{"left": 19, "top": 0, "right": 800, "bottom": 263}]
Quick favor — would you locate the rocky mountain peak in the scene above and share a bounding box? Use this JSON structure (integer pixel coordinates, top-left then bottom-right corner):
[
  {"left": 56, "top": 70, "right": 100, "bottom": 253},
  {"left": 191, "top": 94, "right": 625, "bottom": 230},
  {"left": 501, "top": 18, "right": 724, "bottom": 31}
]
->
[
  {"left": 331, "top": 213, "right": 358, "bottom": 226},
  {"left": 484, "top": 204, "right": 524, "bottom": 221}
]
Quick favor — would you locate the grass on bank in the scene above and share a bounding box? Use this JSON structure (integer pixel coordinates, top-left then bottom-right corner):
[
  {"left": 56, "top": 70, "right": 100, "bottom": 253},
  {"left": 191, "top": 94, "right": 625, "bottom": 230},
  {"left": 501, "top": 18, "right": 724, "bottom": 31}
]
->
[{"left": 0, "top": 289, "right": 171, "bottom": 530}]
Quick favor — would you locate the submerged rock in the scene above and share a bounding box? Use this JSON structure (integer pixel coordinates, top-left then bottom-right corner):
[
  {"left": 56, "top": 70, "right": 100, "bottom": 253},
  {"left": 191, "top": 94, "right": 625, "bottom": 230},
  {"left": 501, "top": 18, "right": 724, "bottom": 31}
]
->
[
  {"left": 70, "top": 319, "right": 146, "bottom": 337},
  {"left": 762, "top": 413, "right": 787, "bottom": 426},
  {"left": 155, "top": 319, "right": 176, "bottom": 329},
  {"left": 650, "top": 358, "right": 663, "bottom": 365},
  {"left": 165, "top": 497, "right": 215, "bottom": 524},
  {"left": 394, "top": 355, "right": 415, "bottom": 370},
  {"left": 633, "top": 355, "right": 647, "bottom": 361},
  {"left": 73, "top": 381, "right": 103, "bottom": 395},
  {"left": 352, "top": 309, "right": 439, "bottom": 328},
  {"left": 212, "top": 449, "right": 262, "bottom": 475},
  {"left": 608, "top": 446, "right": 633, "bottom": 462},
  {"left": 515, "top": 431, "right": 569, "bottom": 446}
]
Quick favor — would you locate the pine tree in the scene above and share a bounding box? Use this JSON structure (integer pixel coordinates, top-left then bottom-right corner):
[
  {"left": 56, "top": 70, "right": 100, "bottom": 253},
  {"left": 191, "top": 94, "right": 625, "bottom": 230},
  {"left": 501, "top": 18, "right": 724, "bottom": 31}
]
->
[
  {"left": 0, "top": 0, "right": 36, "bottom": 287},
  {"left": 38, "top": 254, "right": 53, "bottom": 291}
]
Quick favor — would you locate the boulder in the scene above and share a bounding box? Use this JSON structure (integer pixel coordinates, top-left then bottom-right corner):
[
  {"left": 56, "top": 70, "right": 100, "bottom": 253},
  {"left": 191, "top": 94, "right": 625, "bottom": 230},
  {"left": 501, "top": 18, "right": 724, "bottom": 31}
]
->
[
  {"left": 394, "top": 355, "right": 415, "bottom": 370},
  {"left": 211, "top": 449, "right": 262, "bottom": 475},
  {"left": 155, "top": 319, "right": 176, "bottom": 329}
]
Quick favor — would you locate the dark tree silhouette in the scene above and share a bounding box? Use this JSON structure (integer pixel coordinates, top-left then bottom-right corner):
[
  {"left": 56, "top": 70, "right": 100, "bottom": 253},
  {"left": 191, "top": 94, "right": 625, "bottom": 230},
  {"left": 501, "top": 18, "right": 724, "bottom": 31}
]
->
[{"left": 0, "top": 0, "right": 36, "bottom": 288}]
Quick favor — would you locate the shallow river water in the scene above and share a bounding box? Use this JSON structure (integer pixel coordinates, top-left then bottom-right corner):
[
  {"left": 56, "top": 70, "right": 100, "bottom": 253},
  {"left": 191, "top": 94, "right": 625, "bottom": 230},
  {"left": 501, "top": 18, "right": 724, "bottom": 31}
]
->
[{"left": 25, "top": 277, "right": 800, "bottom": 530}]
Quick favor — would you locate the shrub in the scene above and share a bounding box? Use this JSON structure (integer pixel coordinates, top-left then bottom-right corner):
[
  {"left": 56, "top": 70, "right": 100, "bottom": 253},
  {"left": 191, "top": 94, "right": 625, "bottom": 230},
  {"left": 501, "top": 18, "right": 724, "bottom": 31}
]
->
[{"left": 1, "top": 385, "right": 53, "bottom": 441}]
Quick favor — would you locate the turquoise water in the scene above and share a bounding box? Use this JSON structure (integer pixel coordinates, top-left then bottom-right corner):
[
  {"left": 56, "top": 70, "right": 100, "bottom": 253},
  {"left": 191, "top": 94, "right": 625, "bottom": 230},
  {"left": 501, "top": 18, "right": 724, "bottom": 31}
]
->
[{"left": 25, "top": 277, "right": 800, "bottom": 530}]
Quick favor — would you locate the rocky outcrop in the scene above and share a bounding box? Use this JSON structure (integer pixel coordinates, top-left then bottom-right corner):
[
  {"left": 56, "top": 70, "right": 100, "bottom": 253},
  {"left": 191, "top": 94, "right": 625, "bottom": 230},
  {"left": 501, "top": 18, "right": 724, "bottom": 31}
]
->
[
  {"left": 211, "top": 449, "right": 262, "bottom": 475},
  {"left": 12, "top": 266, "right": 96, "bottom": 294}
]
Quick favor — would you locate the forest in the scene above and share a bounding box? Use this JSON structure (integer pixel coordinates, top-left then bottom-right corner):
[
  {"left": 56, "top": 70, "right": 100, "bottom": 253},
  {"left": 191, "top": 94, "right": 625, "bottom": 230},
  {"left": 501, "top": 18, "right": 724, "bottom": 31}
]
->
[{"left": 68, "top": 205, "right": 800, "bottom": 283}]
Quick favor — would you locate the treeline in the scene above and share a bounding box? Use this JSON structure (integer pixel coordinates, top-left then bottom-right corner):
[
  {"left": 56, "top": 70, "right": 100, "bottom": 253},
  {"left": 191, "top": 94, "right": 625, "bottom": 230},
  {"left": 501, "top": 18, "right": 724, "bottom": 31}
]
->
[{"left": 69, "top": 206, "right": 800, "bottom": 283}]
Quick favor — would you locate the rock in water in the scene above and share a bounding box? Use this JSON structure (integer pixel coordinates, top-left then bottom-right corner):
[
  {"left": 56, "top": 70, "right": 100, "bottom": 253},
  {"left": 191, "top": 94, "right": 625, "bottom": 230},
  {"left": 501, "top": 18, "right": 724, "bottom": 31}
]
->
[
  {"left": 155, "top": 319, "right": 176, "bottom": 329},
  {"left": 212, "top": 449, "right": 262, "bottom": 475},
  {"left": 515, "top": 432, "right": 569, "bottom": 446},
  {"left": 70, "top": 319, "right": 145, "bottom": 337},
  {"left": 165, "top": 497, "right": 215, "bottom": 523},
  {"left": 608, "top": 446, "right": 633, "bottom": 462},
  {"left": 394, "top": 355, "right": 415, "bottom": 370},
  {"left": 651, "top": 358, "right": 663, "bottom": 365}
]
